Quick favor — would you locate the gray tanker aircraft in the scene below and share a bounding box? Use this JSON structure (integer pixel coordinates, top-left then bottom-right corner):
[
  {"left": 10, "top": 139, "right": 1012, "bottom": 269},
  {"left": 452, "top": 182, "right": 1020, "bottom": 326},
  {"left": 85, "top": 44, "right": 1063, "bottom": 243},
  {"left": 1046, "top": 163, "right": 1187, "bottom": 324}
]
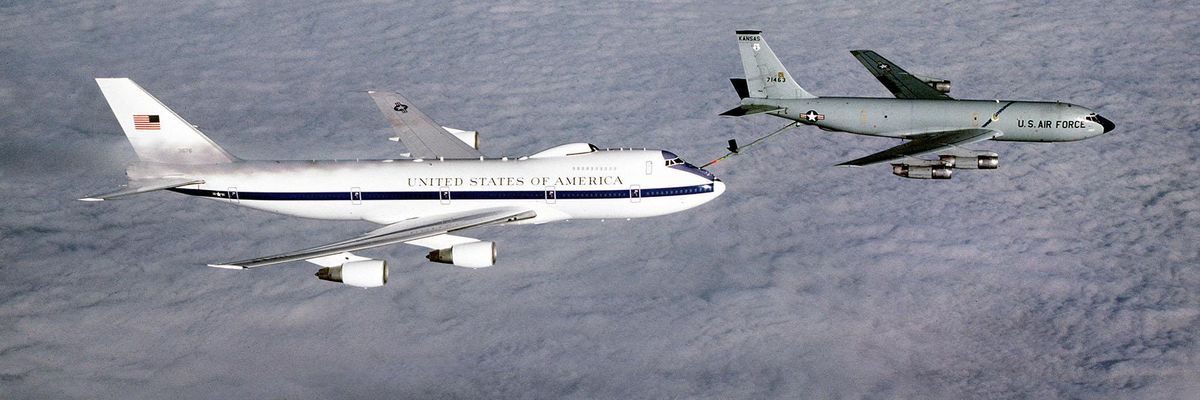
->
[{"left": 721, "top": 30, "right": 1115, "bottom": 179}]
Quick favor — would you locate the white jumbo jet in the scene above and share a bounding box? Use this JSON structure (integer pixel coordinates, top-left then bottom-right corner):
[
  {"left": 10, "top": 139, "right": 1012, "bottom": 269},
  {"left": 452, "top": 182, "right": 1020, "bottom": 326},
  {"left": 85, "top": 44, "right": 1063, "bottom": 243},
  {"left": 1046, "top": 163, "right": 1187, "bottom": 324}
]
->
[{"left": 84, "top": 78, "right": 725, "bottom": 288}]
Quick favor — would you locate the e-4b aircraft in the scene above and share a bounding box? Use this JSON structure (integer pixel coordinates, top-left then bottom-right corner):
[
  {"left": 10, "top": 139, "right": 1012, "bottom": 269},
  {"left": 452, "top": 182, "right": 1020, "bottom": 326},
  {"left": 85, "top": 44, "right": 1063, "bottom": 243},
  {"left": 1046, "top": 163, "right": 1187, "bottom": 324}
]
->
[{"left": 84, "top": 79, "right": 724, "bottom": 287}]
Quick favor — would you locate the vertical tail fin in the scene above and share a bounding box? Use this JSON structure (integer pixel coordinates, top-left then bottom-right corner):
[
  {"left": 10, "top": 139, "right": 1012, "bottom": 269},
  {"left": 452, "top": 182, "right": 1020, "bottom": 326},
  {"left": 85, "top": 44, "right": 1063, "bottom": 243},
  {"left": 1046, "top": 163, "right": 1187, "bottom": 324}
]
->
[
  {"left": 95, "top": 78, "right": 236, "bottom": 164},
  {"left": 735, "top": 30, "right": 817, "bottom": 100}
]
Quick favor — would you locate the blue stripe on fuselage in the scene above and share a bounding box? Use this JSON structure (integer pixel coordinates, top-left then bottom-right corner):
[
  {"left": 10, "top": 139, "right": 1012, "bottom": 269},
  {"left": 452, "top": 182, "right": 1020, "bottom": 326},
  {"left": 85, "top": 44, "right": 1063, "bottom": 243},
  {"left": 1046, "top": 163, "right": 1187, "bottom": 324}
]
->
[{"left": 167, "top": 184, "right": 714, "bottom": 201}]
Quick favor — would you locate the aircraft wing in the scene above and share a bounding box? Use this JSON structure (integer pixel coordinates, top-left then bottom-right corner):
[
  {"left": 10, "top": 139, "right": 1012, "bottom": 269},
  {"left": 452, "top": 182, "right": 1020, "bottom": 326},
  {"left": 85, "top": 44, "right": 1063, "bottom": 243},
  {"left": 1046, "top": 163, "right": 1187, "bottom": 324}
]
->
[
  {"left": 367, "top": 90, "right": 484, "bottom": 159},
  {"left": 209, "top": 207, "right": 536, "bottom": 269},
  {"left": 837, "top": 128, "right": 1000, "bottom": 167},
  {"left": 850, "top": 50, "right": 952, "bottom": 100}
]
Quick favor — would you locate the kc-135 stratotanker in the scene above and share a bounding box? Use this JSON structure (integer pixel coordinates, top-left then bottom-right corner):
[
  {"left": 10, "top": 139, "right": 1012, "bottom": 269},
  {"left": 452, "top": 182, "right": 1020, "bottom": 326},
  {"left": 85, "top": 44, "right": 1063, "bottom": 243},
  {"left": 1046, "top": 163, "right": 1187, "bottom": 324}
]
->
[
  {"left": 84, "top": 79, "right": 724, "bottom": 288},
  {"left": 721, "top": 30, "right": 1114, "bottom": 179}
]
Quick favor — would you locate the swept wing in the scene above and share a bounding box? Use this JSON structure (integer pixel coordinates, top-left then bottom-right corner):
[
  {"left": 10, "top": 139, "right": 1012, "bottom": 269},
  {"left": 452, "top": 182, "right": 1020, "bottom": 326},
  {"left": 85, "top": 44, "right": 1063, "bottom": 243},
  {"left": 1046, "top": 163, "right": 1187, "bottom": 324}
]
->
[
  {"left": 367, "top": 91, "right": 483, "bottom": 159},
  {"left": 210, "top": 207, "right": 536, "bottom": 269},
  {"left": 837, "top": 128, "right": 1001, "bottom": 167},
  {"left": 850, "top": 50, "right": 952, "bottom": 100}
]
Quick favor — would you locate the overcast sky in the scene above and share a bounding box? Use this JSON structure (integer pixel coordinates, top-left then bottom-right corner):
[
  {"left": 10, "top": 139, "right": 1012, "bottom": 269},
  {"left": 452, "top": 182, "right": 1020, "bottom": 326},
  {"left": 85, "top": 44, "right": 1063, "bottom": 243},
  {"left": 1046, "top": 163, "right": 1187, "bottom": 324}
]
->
[{"left": 1, "top": 1, "right": 1198, "bottom": 398}]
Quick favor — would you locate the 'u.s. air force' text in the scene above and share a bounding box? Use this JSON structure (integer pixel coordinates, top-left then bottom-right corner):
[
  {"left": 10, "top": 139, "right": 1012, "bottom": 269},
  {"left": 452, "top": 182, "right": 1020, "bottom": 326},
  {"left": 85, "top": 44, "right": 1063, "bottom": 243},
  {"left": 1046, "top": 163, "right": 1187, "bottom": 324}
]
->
[{"left": 1018, "top": 119, "right": 1089, "bottom": 129}]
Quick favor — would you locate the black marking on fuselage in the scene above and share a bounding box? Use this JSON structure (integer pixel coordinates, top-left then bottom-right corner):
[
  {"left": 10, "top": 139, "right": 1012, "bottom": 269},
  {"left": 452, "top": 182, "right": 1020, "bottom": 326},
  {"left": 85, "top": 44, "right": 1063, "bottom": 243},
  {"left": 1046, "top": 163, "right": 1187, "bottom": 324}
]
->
[
  {"left": 168, "top": 185, "right": 715, "bottom": 201},
  {"left": 981, "top": 101, "right": 1015, "bottom": 128}
]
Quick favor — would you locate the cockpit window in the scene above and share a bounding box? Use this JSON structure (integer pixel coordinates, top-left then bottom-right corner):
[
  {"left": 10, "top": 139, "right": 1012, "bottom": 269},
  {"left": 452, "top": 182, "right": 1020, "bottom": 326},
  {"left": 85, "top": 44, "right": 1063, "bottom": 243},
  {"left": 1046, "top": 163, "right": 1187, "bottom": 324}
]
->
[
  {"left": 660, "top": 150, "right": 714, "bottom": 180},
  {"left": 1084, "top": 113, "right": 1115, "bottom": 132},
  {"left": 662, "top": 150, "right": 685, "bottom": 166}
]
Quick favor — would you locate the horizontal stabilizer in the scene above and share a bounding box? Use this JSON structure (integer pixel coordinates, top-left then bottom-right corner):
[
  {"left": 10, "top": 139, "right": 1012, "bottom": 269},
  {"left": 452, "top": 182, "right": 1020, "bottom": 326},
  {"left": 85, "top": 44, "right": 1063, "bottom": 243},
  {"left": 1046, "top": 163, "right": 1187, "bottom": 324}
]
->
[
  {"left": 79, "top": 178, "right": 204, "bottom": 201},
  {"left": 720, "top": 104, "right": 784, "bottom": 117}
]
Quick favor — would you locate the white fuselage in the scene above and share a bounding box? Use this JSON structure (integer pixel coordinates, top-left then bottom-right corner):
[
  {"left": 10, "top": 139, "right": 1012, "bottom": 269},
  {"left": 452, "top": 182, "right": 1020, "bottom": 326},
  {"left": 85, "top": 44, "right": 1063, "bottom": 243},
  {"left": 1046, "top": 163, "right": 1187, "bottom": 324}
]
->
[{"left": 132, "top": 148, "right": 724, "bottom": 225}]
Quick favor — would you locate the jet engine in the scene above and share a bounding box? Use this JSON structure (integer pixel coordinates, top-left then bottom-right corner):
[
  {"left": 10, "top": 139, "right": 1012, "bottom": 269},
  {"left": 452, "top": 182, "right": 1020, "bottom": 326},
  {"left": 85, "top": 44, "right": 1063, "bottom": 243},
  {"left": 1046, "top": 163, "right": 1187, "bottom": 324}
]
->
[
  {"left": 938, "top": 154, "right": 999, "bottom": 169},
  {"left": 915, "top": 75, "right": 951, "bottom": 94},
  {"left": 315, "top": 259, "right": 388, "bottom": 288},
  {"left": 937, "top": 149, "right": 999, "bottom": 170},
  {"left": 926, "top": 79, "right": 951, "bottom": 93},
  {"left": 892, "top": 163, "right": 952, "bottom": 179},
  {"left": 427, "top": 241, "right": 496, "bottom": 268}
]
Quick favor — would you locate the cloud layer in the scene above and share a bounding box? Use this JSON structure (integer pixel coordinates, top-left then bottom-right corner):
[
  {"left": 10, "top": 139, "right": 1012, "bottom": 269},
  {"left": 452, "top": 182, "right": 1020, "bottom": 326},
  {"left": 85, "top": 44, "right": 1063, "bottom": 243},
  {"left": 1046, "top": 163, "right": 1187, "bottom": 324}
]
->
[{"left": 1, "top": 1, "right": 1197, "bottom": 398}]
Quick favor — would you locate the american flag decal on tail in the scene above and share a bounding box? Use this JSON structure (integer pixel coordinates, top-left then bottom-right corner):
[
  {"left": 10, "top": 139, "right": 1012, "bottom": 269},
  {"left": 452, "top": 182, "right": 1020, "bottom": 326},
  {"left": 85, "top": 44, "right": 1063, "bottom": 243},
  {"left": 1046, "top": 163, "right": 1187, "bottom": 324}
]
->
[{"left": 133, "top": 114, "right": 160, "bottom": 130}]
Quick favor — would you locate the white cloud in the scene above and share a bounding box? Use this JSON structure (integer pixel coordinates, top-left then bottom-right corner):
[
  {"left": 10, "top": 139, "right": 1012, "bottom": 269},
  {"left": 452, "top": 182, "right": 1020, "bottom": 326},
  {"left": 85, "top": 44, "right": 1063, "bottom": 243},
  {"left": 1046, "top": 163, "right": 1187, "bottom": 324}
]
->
[{"left": 1, "top": 0, "right": 1197, "bottom": 398}]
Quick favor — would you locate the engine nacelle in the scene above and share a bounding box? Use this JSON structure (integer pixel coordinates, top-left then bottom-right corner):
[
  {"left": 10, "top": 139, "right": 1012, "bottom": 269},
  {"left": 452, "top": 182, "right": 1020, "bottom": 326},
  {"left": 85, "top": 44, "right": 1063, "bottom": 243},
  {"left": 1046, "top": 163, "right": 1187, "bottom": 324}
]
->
[
  {"left": 315, "top": 259, "right": 388, "bottom": 288},
  {"left": 892, "top": 163, "right": 952, "bottom": 179},
  {"left": 442, "top": 126, "right": 479, "bottom": 150},
  {"left": 926, "top": 80, "right": 951, "bottom": 93},
  {"left": 426, "top": 241, "right": 496, "bottom": 268},
  {"left": 914, "top": 75, "right": 951, "bottom": 94},
  {"left": 938, "top": 154, "right": 999, "bottom": 170}
]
